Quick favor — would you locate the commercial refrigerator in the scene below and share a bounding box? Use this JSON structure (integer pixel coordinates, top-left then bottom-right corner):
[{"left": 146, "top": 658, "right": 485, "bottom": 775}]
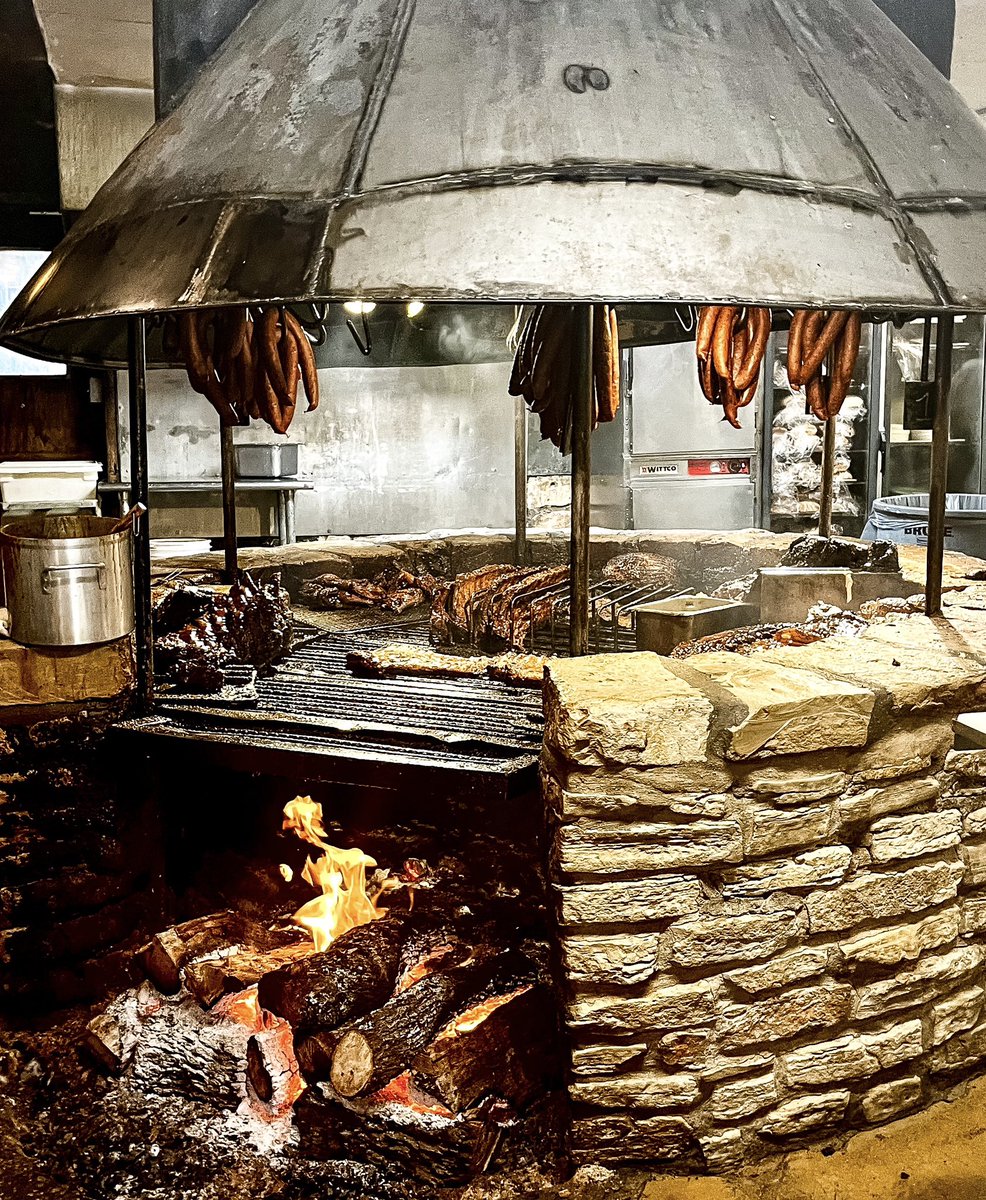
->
[{"left": 627, "top": 341, "right": 758, "bottom": 530}]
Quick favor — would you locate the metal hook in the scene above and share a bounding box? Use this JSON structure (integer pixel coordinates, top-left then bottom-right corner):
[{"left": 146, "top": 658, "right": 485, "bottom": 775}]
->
[
  {"left": 346, "top": 310, "right": 372, "bottom": 356},
  {"left": 674, "top": 305, "right": 696, "bottom": 334},
  {"left": 290, "top": 302, "right": 328, "bottom": 346}
]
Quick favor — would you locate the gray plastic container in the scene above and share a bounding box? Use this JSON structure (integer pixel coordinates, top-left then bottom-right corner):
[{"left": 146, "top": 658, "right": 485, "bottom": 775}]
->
[
  {"left": 234, "top": 443, "right": 299, "bottom": 479},
  {"left": 862, "top": 493, "right": 986, "bottom": 558}
]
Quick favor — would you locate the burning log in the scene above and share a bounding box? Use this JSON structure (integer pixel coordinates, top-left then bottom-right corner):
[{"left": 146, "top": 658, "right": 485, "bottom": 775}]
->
[
  {"left": 246, "top": 1025, "right": 301, "bottom": 1105},
  {"left": 411, "top": 983, "right": 558, "bottom": 1114},
  {"left": 257, "top": 916, "right": 410, "bottom": 1030},
  {"left": 326, "top": 950, "right": 536, "bottom": 1098},
  {"left": 136, "top": 911, "right": 296, "bottom": 993},
  {"left": 184, "top": 941, "right": 311, "bottom": 1009},
  {"left": 82, "top": 1010, "right": 136, "bottom": 1075}
]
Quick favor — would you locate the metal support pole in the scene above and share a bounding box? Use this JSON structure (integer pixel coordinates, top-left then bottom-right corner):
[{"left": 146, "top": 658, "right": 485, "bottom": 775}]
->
[
  {"left": 569, "top": 305, "right": 594, "bottom": 656},
  {"left": 220, "top": 419, "right": 238, "bottom": 582},
  {"left": 514, "top": 395, "right": 528, "bottom": 565},
  {"left": 818, "top": 416, "right": 836, "bottom": 537},
  {"left": 926, "top": 313, "right": 955, "bottom": 616},
  {"left": 127, "top": 316, "right": 153, "bottom": 713}
]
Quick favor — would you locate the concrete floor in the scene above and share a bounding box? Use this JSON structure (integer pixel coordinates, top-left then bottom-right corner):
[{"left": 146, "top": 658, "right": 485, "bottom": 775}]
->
[{"left": 634, "top": 1074, "right": 986, "bottom": 1200}]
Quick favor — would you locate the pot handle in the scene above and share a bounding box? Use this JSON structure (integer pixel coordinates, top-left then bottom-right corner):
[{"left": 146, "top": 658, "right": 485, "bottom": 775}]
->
[{"left": 41, "top": 562, "right": 107, "bottom": 593}]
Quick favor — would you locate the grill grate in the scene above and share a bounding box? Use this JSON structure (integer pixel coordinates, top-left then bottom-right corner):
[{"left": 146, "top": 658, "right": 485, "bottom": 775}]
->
[{"left": 154, "top": 620, "right": 545, "bottom": 757}]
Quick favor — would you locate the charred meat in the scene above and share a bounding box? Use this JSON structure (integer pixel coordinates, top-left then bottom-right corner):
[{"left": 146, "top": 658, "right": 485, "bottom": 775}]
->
[
  {"left": 153, "top": 572, "right": 292, "bottom": 690},
  {"left": 301, "top": 566, "right": 442, "bottom": 614},
  {"left": 431, "top": 564, "right": 568, "bottom": 650}
]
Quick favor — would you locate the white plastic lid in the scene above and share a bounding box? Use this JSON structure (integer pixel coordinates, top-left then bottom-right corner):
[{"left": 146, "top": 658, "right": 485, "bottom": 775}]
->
[{"left": 0, "top": 460, "right": 102, "bottom": 475}]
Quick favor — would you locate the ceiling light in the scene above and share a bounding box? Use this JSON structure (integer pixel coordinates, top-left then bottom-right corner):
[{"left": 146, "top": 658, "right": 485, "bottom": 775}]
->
[
  {"left": 406, "top": 301, "right": 425, "bottom": 318},
  {"left": 343, "top": 300, "right": 376, "bottom": 315}
]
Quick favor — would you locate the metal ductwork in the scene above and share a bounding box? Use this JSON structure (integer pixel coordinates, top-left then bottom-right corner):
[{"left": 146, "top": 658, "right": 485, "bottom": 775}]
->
[{"left": 4, "top": 0, "right": 986, "bottom": 367}]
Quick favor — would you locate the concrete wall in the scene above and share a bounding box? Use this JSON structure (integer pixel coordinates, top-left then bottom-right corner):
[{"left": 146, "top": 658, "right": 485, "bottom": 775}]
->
[
  {"left": 118, "top": 363, "right": 518, "bottom": 537},
  {"left": 953, "top": 0, "right": 986, "bottom": 123}
]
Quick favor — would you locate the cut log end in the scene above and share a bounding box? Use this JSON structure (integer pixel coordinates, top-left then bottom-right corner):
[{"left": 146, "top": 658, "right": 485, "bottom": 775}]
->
[
  {"left": 246, "top": 1034, "right": 274, "bottom": 1102},
  {"left": 330, "top": 1029, "right": 375, "bottom": 1098}
]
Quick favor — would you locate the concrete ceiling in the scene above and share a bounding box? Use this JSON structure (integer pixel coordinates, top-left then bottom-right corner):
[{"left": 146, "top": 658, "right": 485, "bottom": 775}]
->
[{"left": 33, "top": 0, "right": 152, "bottom": 89}]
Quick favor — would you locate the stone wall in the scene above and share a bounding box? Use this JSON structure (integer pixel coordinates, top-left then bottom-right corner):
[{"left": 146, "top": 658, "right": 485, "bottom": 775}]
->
[{"left": 543, "top": 586, "right": 986, "bottom": 1171}]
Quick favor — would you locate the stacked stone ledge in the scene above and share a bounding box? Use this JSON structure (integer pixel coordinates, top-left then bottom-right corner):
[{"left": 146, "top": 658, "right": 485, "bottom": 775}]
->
[{"left": 543, "top": 609, "right": 986, "bottom": 1172}]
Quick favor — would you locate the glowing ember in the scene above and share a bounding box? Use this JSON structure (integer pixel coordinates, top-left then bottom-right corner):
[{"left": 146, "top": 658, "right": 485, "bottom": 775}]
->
[
  {"left": 435, "top": 986, "right": 531, "bottom": 1040},
  {"left": 371, "top": 1071, "right": 452, "bottom": 1118},
  {"left": 281, "top": 796, "right": 387, "bottom": 953},
  {"left": 214, "top": 984, "right": 267, "bottom": 1034},
  {"left": 395, "top": 944, "right": 456, "bottom": 992}
]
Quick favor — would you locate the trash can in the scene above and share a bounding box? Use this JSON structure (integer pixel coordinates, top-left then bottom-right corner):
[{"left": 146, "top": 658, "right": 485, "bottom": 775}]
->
[{"left": 862, "top": 493, "right": 986, "bottom": 558}]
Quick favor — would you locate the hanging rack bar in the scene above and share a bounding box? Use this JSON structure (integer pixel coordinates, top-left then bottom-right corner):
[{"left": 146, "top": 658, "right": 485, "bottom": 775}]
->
[
  {"left": 514, "top": 395, "right": 528, "bottom": 565},
  {"left": 220, "top": 419, "right": 239, "bottom": 582},
  {"left": 127, "top": 315, "right": 154, "bottom": 713},
  {"left": 925, "top": 313, "right": 955, "bottom": 616},
  {"left": 818, "top": 415, "right": 836, "bottom": 537},
  {"left": 569, "top": 304, "right": 594, "bottom": 656}
]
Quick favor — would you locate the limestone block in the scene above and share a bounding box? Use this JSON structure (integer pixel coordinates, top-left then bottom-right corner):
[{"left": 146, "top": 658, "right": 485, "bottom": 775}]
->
[
  {"left": 744, "top": 803, "right": 834, "bottom": 857},
  {"left": 726, "top": 947, "right": 830, "bottom": 995},
  {"left": 699, "top": 1049, "right": 777, "bottom": 1083},
  {"left": 560, "top": 760, "right": 735, "bottom": 800},
  {"left": 804, "top": 859, "right": 963, "bottom": 933},
  {"left": 867, "top": 809, "right": 962, "bottom": 863},
  {"left": 931, "top": 987, "right": 985, "bottom": 1047},
  {"left": 563, "top": 932, "right": 662, "bottom": 985},
  {"left": 927, "top": 1018, "right": 986, "bottom": 1075},
  {"left": 656, "top": 1030, "right": 712, "bottom": 1070},
  {"left": 961, "top": 895, "right": 986, "bottom": 935},
  {"left": 851, "top": 721, "right": 954, "bottom": 784},
  {"left": 717, "top": 983, "right": 853, "bottom": 1051},
  {"left": 711, "top": 1073, "right": 777, "bottom": 1122},
  {"left": 557, "top": 818, "right": 743, "bottom": 875},
  {"left": 860, "top": 1019, "right": 924, "bottom": 1069},
  {"left": 559, "top": 876, "right": 704, "bottom": 926},
  {"left": 745, "top": 769, "right": 846, "bottom": 800},
  {"left": 854, "top": 944, "right": 984, "bottom": 1020},
  {"left": 961, "top": 840, "right": 986, "bottom": 887},
  {"left": 781, "top": 1034, "right": 879, "bottom": 1087},
  {"left": 964, "top": 807, "right": 986, "bottom": 836},
  {"left": 664, "top": 907, "right": 800, "bottom": 969},
  {"left": 571, "top": 1043, "right": 647, "bottom": 1076},
  {"left": 837, "top": 778, "right": 940, "bottom": 826},
  {"left": 839, "top": 907, "right": 960, "bottom": 966},
  {"left": 699, "top": 1129, "right": 745, "bottom": 1172},
  {"left": 683, "top": 653, "right": 874, "bottom": 759},
  {"left": 570, "top": 1114, "right": 698, "bottom": 1162},
  {"left": 568, "top": 981, "right": 716, "bottom": 1035},
  {"left": 758, "top": 626, "right": 986, "bottom": 715},
  {"left": 946, "top": 749, "right": 986, "bottom": 787},
  {"left": 758, "top": 568, "right": 851, "bottom": 624},
  {"left": 0, "top": 637, "right": 134, "bottom": 709},
  {"left": 543, "top": 654, "right": 713, "bottom": 767},
  {"left": 758, "top": 1090, "right": 851, "bottom": 1137},
  {"left": 558, "top": 787, "right": 728, "bottom": 821},
  {"left": 722, "top": 847, "right": 852, "bottom": 898},
  {"left": 570, "top": 1072, "right": 700, "bottom": 1110},
  {"left": 860, "top": 1077, "right": 923, "bottom": 1124}
]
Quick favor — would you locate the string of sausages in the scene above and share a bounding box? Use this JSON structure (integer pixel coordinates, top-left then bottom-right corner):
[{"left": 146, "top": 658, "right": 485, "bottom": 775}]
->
[
  {"left": 509, "top": 304, "right": 620, "bottom": 452},
  {"left": 786, "top": 309, "right": 862, "bottom": 421},
  {"left": 168, "top": 307, "right": 319, "bottom": 434},
  {"left": 695, "top": 305, "right": 772, "bottom": 430}
]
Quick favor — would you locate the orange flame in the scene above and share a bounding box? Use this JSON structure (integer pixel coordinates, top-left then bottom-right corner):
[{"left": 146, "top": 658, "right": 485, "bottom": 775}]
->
[
  {"left": 371, "top": 1071, "right": 452, "bottom": 1118},
  {"left": 214, "top": 984, "right": 267, "bottom": 1034},
  {"left": 282, "top": 797, "right": 386, "bottom": 953}
]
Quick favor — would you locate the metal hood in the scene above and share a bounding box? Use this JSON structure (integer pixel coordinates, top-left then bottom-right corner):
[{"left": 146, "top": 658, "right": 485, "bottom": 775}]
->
[{"left": 5, "top": 0, "right": 986, "bottom": 366}]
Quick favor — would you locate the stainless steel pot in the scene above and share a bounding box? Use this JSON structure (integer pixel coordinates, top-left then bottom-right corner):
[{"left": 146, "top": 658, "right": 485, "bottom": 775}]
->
[{"left": 1, "top": 514, "right": 135, "bottom": 646}]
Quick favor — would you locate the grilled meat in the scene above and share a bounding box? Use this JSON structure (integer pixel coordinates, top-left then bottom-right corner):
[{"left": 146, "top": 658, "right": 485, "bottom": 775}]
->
[
  {"left": 300, "top": 567, "right": 442, "bottom": 613},
  {"left": 486, "top": 653, "right": 550, "bottom": 688},
  {"left": 431, "top": 563, "right": 569, "bottom": 649},
  {"left": 153, "top": 573, "right": 291, "bottom": 690},
  {"left": 347, "top": 644, "right": 493, "bottom": 679},
  {"left": 602, "top": 552, "right": 681, "bottom": 588}
]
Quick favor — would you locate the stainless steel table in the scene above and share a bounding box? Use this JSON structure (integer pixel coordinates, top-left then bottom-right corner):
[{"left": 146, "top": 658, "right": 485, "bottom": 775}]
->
[{"left": 98, "top": 478, "right": 313, "bottom": 545}]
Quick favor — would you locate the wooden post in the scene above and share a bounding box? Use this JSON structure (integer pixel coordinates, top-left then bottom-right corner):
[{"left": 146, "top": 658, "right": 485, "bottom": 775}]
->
[
  {"left": 925, "top": 313, "right": 955, "bottom": 616},
  {"left": 514, "top": 395, "right": 528, "bottom": 566},
  {"left": 818, "top": 415, "right": 836, "bottom": 537},
  {"left": 220, "top": 419, "right": 238, "bottom": 583},
  {"left": 569, "top": 305, "right": 594, "bottom": 656},
  {"left": 127, "top": 316, "right": 153, "bottom": 713}
]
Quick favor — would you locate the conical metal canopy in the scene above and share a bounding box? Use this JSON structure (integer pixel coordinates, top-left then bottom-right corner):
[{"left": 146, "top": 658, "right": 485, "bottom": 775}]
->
[{"left": 5, "top": 0, "right": 986, "bottom": 366}]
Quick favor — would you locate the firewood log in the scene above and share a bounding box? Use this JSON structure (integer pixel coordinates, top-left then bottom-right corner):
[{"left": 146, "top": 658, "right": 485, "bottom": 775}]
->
[
  {"left": 257, "top": 916, "right": 410, "bottom": 1030},
  {"left": 327, "top": 950, "right": 535, "bottom": 1098},
  {"left": 81, "top": 1010, "right": 134, "bottom": 1075},
  {"left": 246, "top": 1025, "right": 299, "bottom": 1103},
  {"left": 184, "top": 941, "right": 311, "bottom": 1009},
  {"left": 411, "top": 983, "right": 559, "bottom": 1113},
  {"left": 136, "top": 911, "right": 294, "bottom": 994}
]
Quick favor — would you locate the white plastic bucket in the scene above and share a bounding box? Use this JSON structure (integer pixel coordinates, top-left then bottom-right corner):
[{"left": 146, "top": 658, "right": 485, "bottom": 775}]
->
[{"left": 862, "top": 493, "right": 986, "bottom": 557}]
